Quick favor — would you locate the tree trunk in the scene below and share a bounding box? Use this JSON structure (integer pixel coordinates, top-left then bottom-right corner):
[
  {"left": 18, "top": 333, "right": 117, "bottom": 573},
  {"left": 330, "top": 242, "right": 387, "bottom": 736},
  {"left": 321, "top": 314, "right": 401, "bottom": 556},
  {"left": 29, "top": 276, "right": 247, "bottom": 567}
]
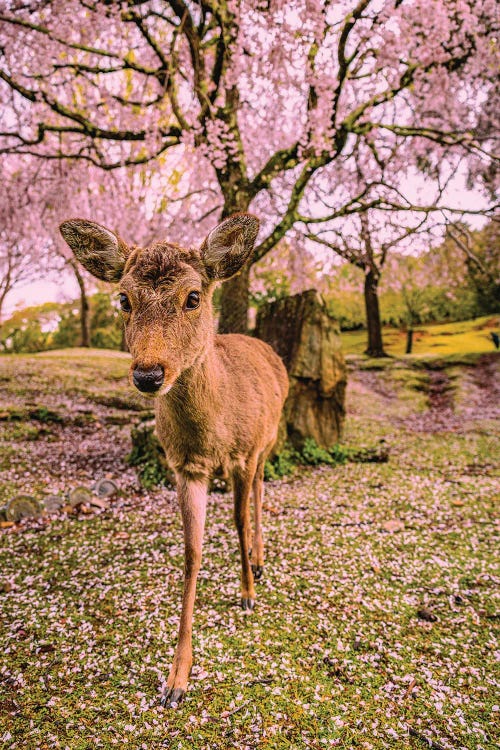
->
[
  {"left": 120, "top": 322, "right": 128, "bottom": 352},
  {"left": 218, "top": 264, "right": 250, "bottom": 334},
  {"left": 256, "top": 290, "right": 347, "bottom": 452},
  {"left": 406, "top": 328, "right": 414, "bottom": 354},
  {"left": 217, "top": 197, "right": 251, "bottom": 334},
  {"left": 364, "top": 269, "right": 387, "bottom": 357},
  {"left": 70, "top": 260, "right": 90, "bottom": 347},
  {"left": 0, "top": 288, "right": 8, "bottom": 326},
  {"left": 0, "top": 254, "right": 14, "bottom": 325}
]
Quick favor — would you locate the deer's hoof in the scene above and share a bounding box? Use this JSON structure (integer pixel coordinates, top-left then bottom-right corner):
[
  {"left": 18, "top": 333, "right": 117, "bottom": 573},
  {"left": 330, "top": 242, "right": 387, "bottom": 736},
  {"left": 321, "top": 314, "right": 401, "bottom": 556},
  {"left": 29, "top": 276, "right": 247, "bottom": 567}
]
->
[
  {"left": 252, "top": 564, "right": 264, "bottom": 581},
  {"left": 241, "top": 597, "right": 255, "bottom": 611},
  {"left": 160, "top": 687, "right": 186, "bottom": 708}
]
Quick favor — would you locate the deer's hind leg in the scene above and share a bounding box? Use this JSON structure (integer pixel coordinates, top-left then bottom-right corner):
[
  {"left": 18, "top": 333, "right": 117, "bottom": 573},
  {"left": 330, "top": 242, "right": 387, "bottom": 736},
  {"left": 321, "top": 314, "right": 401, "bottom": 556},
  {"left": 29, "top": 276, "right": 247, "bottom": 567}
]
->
[
  {"left": 233, "top": 455, "right": 258, "bottom": 611},
  {"left": 251, "top": 455, "right": 266, "bottom": 581}
]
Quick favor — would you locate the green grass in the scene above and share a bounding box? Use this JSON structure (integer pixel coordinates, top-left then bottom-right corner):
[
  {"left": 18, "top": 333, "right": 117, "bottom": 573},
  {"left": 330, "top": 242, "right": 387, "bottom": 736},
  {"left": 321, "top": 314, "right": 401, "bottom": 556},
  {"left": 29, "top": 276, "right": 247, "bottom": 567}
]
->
[
  {"left": 341, "top": 315, "right": 499, "bottom": 357},
  {"left": 0, "top": 348, "right": 147, "bottom": 409},
  {"left": 0, "top": 347, "right": 498, "bottom": 749}
]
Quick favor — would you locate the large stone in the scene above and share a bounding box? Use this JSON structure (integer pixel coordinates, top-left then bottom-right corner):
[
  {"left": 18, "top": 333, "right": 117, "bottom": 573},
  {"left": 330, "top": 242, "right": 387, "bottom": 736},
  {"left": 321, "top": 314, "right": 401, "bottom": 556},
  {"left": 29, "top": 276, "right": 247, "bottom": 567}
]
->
[
  {"left": 129, "top": 419, "right": 175, "bottom": 488},
  {"left": 255, "top": 290, "right": 347, "bottom": 450}
]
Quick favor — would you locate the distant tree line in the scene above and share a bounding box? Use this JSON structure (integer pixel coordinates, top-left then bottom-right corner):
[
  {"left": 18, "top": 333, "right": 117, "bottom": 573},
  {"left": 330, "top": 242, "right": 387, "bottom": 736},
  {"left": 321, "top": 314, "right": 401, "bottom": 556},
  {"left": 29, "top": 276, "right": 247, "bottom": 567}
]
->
[
  {"left": 253, "top": 219, "right": 500, "bottom": 342},
  {"left": 0, "top": 294, "right": 123, "bottom": 354}
]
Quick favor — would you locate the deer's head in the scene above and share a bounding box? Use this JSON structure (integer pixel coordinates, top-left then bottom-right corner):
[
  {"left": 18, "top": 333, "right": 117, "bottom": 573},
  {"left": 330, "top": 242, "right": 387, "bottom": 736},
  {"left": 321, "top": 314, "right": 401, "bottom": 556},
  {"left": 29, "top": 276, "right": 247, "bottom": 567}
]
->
[{"left": 59, "top": 215, "right": 259, "bottom": 396}]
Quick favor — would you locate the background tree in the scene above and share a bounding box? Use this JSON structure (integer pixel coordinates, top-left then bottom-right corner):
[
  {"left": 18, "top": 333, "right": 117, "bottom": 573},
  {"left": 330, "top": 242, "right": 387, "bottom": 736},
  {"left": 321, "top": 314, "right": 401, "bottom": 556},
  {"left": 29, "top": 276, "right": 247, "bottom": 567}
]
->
[
  {"left": 306, "top": 207, "right": 432, "bottom": 356},
  {"left": 0, "top": 0, "right": 497, "bottom": 334},
  {"left": 0, "top": 163, "right": 47, "bottom": 323},
  {"left": 446, "top": 220, "right": 500, "bottom": 314},
  {"left": 382, "top": 254, "right": 433, "bottom": 353},
  {"left": 1, "top": 154, "right": 182, "bottom": 345}
]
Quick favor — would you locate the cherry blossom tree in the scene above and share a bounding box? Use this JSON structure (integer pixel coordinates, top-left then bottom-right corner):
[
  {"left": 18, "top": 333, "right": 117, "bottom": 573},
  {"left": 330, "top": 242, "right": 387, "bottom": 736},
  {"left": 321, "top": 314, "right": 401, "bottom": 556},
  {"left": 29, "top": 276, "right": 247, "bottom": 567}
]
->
[
  {"left": 0, "top": 0, "right": 497, "bottom": 333},
  {"left": 441, "top": 219, "right": 500, "bottom": 316},
  {"left": 2, "top": 146, "right": 199, "bottom": 344},
  {"left": 0, "top": 160, "right": 50, "bottom": 324}
]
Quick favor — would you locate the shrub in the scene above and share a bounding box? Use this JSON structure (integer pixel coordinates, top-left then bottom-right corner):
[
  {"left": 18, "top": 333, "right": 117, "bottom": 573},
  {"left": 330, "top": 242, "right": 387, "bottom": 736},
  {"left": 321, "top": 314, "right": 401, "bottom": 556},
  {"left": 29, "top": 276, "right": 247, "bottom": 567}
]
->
[{"left": 265, "top": 438, "right": 388, "bottom": 479}]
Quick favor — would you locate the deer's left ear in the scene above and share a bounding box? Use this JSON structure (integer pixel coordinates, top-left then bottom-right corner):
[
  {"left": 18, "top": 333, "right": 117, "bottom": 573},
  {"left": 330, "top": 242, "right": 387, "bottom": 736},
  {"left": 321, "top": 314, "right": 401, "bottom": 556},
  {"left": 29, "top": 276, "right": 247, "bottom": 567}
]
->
[{"left": 201, "top": 214, "right": 259, "bottom": 280}]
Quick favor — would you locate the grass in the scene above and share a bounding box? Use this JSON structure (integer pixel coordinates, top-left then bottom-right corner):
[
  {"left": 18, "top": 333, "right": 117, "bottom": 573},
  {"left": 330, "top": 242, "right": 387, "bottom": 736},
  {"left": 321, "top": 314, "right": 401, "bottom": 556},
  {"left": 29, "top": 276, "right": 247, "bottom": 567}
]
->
[
  {"left": 0, "top": 344, "right": 499, "bottom": 749},
  {"left": 0, "top": 348, "right": 148, "bottom": 410},
  {"left": 341, "top": 315, "right": 499, "bottom": 357}
]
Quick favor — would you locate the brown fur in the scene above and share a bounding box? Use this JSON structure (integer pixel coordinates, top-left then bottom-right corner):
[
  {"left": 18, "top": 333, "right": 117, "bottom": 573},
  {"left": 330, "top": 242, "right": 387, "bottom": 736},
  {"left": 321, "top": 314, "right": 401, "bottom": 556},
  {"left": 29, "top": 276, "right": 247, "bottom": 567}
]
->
[{"left": 59, "top": 214, "right": 288, "bottom": 707}]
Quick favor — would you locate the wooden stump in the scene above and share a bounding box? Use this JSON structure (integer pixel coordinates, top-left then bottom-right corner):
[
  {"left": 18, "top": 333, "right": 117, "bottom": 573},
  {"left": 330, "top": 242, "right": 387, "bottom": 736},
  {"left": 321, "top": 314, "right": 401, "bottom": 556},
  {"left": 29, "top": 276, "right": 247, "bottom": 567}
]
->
[{"left": 255, "top": 290, "right": 347, "bottom": 451}]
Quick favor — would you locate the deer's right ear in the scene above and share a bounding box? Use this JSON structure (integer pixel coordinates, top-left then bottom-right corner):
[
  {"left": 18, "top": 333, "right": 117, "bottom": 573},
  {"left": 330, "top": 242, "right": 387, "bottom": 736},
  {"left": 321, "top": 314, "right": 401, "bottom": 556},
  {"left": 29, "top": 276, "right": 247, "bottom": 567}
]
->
[{"left": 59, "top": 219, "right": 129, "bottom": 282}]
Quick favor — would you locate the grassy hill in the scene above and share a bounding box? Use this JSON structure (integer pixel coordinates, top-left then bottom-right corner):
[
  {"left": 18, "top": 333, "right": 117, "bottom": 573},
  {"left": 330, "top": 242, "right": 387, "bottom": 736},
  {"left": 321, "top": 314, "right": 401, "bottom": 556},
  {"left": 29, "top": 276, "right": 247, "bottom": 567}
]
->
[
  {"left": 0, "top": 346, "right": 498, "bottom": 749},
  {"left": 341, "top": 315, "right": 499, "bottom": 357}
]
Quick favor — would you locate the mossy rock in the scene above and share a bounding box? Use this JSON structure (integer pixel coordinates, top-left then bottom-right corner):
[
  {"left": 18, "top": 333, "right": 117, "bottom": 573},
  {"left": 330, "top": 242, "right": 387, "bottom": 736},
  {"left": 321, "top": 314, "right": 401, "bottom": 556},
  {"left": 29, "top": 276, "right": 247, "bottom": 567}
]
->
[
  {"left": 6, "top": 495, "right": 43, "bottom": 522},
  {"left": 129, "top": 421, "right": 174, "bottom": 489},
  {"left": 128, "top": 422, "right": 230, "bottom": 492}
]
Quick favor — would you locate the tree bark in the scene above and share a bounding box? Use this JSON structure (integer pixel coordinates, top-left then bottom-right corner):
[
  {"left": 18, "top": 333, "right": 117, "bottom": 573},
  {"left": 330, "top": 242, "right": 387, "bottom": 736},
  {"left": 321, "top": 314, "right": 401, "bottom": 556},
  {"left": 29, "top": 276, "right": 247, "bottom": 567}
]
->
[
  {"left": 0, "top": 252, "right": 14, "bottom": 325},
  {"left": 120, "top": 321, "right": 128, "bottom": 352},
  {"left": 0, "top": 287, "right": 9, "bottom": 326},
  {"left": 217, "top": 196, "right": 252, "bottom": 334},
  {"left": 255, "top": 290, "right": 347, "bottom": 452},
  {"left": 218, "top": 264, "right": 250, "bottom": 334},
  {"left": 364, "top": 269, "right": 387, "bottom": 357},
  {"left": 69, "top": 260, "right": 90, "bottom": 348}
]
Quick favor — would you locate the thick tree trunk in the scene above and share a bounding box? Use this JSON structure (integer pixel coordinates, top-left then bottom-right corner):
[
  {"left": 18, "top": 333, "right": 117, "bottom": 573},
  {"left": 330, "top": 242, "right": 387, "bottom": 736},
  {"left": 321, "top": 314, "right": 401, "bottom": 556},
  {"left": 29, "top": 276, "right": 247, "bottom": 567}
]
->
[
  {"left": 256, "top": 290, "right": 347, "bottom": 452},
  {"left": 218, "top": 264, "right": 250, "bottom": 334},
  {"left": 70, "top": 260, "right": 90, "bottom": 348},
  {"left": 217, "top": 197, "right": 251, "bottom": 334},
  {"left": 364, "top": 270, "right": 387, "bottom": 357}
]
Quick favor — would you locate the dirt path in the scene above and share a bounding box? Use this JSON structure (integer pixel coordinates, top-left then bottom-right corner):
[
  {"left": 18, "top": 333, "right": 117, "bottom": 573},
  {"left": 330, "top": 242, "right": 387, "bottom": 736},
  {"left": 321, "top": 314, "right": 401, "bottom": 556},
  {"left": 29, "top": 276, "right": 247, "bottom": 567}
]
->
[
  {"left": 427, "top": 368, "right": 454, "bottom": 411},
  {"left": 384, "top": 353, "right": 500, "bottom": 434},
  {"left": 467, "top": 353, "right": 500, "bottom": 418}
]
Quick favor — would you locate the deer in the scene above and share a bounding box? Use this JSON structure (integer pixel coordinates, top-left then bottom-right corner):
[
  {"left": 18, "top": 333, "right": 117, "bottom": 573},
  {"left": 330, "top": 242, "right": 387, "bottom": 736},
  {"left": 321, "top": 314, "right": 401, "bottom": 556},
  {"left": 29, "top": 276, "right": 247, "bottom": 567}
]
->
[{"left": 59, "top": 214, "right": 289, "bottom": 707}]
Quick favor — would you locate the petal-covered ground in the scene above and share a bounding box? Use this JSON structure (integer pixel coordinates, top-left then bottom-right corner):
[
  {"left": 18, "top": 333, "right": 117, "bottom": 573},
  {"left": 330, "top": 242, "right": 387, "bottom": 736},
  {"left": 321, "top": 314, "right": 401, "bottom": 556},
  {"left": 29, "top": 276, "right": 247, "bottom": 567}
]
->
[{"left": 0, "top": 350, "right": 498, "bottom": 749}]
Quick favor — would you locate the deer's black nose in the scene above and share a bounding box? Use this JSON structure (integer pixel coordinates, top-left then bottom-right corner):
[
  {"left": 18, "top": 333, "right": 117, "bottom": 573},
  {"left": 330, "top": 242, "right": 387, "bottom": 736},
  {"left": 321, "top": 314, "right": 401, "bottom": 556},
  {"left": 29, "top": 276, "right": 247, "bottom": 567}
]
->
[{"left": 133, "top": 365, "right": 164, "bottom": 393}]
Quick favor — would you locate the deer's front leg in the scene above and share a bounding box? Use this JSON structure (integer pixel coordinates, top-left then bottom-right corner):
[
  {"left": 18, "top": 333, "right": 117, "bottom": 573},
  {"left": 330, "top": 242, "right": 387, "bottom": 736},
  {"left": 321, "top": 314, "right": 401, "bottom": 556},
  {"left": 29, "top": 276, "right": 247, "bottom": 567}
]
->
[
  {"left": 161, "top": 474, "right": 207, "bottom": 708},
  {"left": 233, "top": 458, "right": 257, "bottom": 611}
]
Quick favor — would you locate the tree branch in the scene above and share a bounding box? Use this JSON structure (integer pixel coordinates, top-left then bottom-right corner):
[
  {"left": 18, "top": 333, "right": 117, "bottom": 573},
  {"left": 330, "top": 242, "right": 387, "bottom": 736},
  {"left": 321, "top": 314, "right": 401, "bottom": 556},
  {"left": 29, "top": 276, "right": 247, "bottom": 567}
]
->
[{"left": 254, "top": 155, "right": 329, "bottom": 260}]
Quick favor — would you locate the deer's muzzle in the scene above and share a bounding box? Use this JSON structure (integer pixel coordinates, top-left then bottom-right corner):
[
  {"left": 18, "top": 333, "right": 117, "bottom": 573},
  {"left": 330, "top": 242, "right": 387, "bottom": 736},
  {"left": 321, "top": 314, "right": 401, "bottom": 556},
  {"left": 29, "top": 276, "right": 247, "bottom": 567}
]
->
[{"left": 132, "top": 364, "right": 165, "bottom": 393}]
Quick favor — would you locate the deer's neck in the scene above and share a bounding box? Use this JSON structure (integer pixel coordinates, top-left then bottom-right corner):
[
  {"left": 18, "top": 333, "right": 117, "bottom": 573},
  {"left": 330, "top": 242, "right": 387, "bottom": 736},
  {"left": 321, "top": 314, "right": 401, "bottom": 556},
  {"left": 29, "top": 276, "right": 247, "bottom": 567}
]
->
[{"left": 162, "top": 339, "right": 220, "bottom": 424}]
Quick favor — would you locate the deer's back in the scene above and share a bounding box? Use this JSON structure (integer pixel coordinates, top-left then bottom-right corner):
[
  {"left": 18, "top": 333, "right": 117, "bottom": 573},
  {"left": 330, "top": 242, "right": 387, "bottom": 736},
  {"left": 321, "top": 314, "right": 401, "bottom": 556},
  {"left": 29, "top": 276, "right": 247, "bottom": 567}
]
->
[{"left": 212, "top": 333, "right": 288, "bottom": 459}]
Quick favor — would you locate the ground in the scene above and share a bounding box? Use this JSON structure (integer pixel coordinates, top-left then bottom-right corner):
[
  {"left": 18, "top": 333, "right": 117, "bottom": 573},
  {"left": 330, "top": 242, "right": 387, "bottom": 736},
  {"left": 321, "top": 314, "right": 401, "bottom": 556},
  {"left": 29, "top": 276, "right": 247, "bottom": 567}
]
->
[{"left": 0, "top": 344, "right": 498, "bottom": 750}]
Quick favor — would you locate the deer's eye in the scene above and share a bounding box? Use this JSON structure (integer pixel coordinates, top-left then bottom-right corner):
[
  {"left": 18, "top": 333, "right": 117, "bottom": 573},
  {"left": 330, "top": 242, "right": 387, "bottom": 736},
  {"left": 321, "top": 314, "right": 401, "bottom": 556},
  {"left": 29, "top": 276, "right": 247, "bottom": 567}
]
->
[
  {"left": 185, "top": 291, "right": 200, "bottom": 310},
  {"left": 119, "top": 293, "right": 131, "bottom": 313}
]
